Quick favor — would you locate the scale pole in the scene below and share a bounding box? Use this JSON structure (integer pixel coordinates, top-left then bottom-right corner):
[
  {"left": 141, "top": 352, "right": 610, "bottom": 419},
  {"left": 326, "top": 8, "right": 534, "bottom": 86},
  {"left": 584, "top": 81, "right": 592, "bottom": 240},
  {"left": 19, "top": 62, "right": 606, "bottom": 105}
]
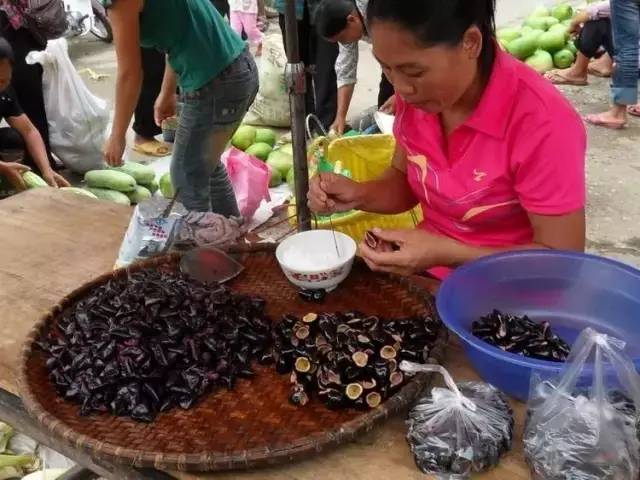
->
[{"left": 283, "top": 0, "right": 311, "bottom": 232}]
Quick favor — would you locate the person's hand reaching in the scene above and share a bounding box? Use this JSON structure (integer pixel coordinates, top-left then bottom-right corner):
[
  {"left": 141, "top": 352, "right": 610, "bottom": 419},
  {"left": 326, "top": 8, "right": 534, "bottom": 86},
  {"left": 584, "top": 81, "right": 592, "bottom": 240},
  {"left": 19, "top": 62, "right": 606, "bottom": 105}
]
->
[
  {"left": 103, "top": 134, "right": 126, "bottom": 167},
  {"left": 42, "top": 168, "right": 71, "bottom": 188},
  {"left": 0, "top": 161, "right": 29, "bottom": 191},
  {"left": 379, "top": 95, "right": 397, "bottom": 115}
]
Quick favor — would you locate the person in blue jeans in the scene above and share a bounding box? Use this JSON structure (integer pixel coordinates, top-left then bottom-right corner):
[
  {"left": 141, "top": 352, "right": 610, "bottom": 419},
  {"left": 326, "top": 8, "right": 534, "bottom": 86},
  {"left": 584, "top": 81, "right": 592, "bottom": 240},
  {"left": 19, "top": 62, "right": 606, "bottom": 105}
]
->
[
  {"left": 585, "top": 0, "right": 640, "bottom": 129},
  {"left": 102, "top": 0, "right": 258, "bottom": 217}
]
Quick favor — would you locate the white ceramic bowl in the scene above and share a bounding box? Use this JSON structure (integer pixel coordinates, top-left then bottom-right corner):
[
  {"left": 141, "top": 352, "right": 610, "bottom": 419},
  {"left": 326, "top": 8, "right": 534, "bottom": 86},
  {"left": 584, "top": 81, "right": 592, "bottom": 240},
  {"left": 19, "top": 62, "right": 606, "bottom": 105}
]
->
[{"left": 275, "top": 230, "right": 357, "bottom": 291}]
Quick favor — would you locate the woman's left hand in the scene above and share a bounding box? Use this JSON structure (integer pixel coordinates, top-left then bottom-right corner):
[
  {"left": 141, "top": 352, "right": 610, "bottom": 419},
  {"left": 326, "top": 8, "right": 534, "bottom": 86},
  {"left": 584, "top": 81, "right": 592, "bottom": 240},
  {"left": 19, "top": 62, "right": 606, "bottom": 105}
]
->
[
  {"left": 42, "top": 169, "right": 71, "bottom": 188},
  {"left": 359, "top": 228, "right": 457, "bottom": 276}
]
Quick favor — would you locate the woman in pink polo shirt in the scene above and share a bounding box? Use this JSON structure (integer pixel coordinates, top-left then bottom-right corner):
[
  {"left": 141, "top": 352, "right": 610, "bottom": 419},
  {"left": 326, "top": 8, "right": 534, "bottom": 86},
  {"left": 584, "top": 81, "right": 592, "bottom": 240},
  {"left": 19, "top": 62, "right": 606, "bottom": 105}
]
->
[{"left": 308, "top": 0, "right": 587, "bottom": 278}]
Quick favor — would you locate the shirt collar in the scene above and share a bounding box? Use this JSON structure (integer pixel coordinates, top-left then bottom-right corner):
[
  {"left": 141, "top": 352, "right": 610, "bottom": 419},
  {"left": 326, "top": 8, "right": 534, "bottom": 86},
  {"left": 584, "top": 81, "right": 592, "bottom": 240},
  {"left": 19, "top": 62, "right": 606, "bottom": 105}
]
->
[{"left": 463, "top": 47, "right": 518, "bottom": 140}]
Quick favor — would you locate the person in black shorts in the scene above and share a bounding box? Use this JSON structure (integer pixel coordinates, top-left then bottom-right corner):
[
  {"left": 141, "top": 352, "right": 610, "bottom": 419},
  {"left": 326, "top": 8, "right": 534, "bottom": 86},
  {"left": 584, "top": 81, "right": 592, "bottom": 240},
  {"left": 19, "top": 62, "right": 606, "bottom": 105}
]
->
[{"left": 0, "top": 38, "right": 68, "bottom": 190}]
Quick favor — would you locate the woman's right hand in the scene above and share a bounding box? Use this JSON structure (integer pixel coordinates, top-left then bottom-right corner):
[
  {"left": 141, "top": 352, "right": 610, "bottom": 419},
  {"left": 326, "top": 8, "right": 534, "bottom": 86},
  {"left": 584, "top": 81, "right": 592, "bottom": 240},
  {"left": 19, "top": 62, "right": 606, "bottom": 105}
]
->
[
  {"left": 154, "top": 93, "right": 177, "bottom": 127},
  {"left": 307, "top": 172, "right": 362, "bottom": 214},
  {"left": 103, "top": 134, "right": 127, "bottom": 167}
]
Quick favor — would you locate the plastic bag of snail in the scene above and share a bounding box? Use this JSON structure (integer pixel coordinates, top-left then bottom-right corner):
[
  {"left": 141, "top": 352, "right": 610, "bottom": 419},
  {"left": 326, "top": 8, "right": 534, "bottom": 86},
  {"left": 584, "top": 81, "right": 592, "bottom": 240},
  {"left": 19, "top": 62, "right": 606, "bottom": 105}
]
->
[
  {"left": 524, "top": 328, "right": 640, "bottom": 480},
  {"left": 403, "top": 362, "right": 514, "bottom": 478}
]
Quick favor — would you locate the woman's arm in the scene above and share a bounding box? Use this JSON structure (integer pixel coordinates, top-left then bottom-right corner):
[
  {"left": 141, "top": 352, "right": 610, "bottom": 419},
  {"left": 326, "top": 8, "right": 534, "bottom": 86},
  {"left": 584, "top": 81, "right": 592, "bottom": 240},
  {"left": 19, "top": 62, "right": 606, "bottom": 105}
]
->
[
  {"left": 360, "top": 209, "right": 585, "bottom": 276},
  {"left": 154, "top": 58, "right": 177, "bottom": 127},
  {"left": 7, "top": 114, "right": 70, "bottom": 187},
  {"left": 443, "top": 209, "right": 585, "bottom": 266},
  {"left": 103, "top": 0, "right": 144, "bottom": 166},
  {"left": 332, "top": 43, "right": 358, "bottom": 135}
]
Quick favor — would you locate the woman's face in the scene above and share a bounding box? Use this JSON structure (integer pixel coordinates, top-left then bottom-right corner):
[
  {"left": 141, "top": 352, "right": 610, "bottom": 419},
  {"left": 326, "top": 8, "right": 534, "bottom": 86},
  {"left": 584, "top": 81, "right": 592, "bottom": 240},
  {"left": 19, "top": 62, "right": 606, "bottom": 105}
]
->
[{"left": 371, "top": 21, "right": 482, "bottom": 114}]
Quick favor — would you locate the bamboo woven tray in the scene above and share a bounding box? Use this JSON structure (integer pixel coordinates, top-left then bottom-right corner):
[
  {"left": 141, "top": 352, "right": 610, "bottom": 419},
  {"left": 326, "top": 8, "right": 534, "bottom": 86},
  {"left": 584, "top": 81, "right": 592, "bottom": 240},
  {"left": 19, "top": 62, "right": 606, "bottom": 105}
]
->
[{"left": 18, "top": 250, "right": 446, "bottom": 471}]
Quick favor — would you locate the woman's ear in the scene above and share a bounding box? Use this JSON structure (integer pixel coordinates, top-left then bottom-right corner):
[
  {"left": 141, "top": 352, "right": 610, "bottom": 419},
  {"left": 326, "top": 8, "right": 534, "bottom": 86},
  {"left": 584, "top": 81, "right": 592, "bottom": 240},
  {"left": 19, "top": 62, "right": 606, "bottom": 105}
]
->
[{"left": 462, "top": 25, "right": 483, "bottom": 60}]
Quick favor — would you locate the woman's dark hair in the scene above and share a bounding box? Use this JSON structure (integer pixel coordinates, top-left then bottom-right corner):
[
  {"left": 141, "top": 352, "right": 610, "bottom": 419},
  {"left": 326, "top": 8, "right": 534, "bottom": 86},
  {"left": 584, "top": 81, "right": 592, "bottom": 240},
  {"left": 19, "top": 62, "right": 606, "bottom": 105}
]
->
[
  {"left": 366, "top": 0, "right": 496, "bottom": 76},
  {"left": 0, "top": 38, "right": 14, "bottom": 64},
  {"left": 315, "top": 0, "right": 358, "bottom": 39}
]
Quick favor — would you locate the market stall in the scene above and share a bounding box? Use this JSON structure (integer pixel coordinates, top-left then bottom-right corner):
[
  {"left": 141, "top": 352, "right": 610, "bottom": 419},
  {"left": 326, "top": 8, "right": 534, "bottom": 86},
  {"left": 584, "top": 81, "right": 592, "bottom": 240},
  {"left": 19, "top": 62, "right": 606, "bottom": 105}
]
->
[{"left": 0, "top": 188, "right": 533, "bottom": 479}]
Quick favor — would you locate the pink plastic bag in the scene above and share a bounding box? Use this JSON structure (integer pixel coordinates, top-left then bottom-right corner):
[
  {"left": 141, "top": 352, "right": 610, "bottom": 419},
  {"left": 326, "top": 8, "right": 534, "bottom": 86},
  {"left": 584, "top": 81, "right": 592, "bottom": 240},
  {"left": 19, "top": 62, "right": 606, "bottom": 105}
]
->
[{"left": 222, "top": 147, "right": 271, "bottom": 219}]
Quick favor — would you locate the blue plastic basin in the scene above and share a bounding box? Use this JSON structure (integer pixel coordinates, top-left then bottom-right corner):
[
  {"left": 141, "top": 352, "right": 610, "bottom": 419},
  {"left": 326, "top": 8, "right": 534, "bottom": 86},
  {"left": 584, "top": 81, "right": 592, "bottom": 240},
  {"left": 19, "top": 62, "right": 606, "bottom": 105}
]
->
[{"left": 436, "top": 250, "right": 640, "bottom": 401}]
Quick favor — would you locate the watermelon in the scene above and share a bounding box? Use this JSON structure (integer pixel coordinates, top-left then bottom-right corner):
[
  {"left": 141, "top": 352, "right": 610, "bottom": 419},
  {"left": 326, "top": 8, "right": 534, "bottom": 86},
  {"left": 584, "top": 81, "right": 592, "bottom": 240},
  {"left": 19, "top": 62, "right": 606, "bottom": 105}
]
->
[
  {"left": 507, "top": 35, "right": 539, "bottom": 60},
  {"left": 497, "top": 27, "right": 522, "bottom": 43},
  {"left": 255, "top": 128, "right": 277, "bottom": 147},
  {"left": 542, "top": 16, "right": 560, "bottom": 28},
  {"left": 266, "top": 150, "right": 294, "bottom": 180},
  {"left": 537, "top": 30, "right": 566, "bottom": 53},
  {"left": 231, "top": 125, "right": 257, "bottom": 151},
  {"left": 245, "top": 142, "right": 273, "bottom": 161},
  {"left": 526, "top": 50, "right": 554, "bottom": 74},
  {"left": 551, "top": 4, "right": 573, "bottom": 21},
  {"left": 524, "top": 16, "right": 549, "bottom": 31},
  {"left": 553, "top": 49, "right": 575, "bottom": 68},
  {"left": 531, "top": 6, "right": 550, "bottom": 17}
]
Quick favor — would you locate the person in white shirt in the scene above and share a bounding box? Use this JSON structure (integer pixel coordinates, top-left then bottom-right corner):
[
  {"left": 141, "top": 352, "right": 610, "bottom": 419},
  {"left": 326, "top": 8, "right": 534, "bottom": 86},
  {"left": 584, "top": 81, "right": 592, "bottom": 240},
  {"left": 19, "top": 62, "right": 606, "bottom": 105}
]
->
[{"left": 315, "top": 0, "right": 395, "bottom": 134}]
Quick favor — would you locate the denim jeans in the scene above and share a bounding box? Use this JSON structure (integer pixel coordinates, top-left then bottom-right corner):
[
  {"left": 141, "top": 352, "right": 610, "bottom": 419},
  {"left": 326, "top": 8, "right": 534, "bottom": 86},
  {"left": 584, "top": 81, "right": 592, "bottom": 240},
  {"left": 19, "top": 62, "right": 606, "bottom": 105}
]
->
[
  {"left": 172, "top": 49, "right": 259, "bottom": 216},
  {"left": 610, "top": 0, "right": 640, "bottom": 105}
]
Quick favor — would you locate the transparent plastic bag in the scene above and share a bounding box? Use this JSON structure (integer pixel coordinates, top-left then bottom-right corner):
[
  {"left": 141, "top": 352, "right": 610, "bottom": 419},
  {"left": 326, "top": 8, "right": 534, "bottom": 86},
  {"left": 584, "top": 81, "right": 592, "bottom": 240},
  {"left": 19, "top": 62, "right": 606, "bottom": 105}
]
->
[
  {"left": 115, "top": 197, "right": 187, "bottom": 268},
  {"left": 524, "top": 328, "right": 640, "bottom": 480},
  {"left": 402, "top": 362, "right": 514, "bottom": 479}
]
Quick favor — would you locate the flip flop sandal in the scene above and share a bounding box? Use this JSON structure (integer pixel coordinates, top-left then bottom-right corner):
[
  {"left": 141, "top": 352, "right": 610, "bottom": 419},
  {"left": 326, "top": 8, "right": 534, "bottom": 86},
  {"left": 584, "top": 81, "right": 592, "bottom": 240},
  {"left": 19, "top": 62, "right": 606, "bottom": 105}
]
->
[
  {"left": 627, "top": 105, "right": 640, "bottom": 118},
  {"left": 587, "top": 65, "right": 612, "bottom": 78},
  {"left": 544, "top": 70, "right": 588, "bottom": 86},
  {"left": 584, "top": 113, "right": 627, "bottom": 130},
  {"left": 132, "top": 140, "right": 171, "bottom": 157}
]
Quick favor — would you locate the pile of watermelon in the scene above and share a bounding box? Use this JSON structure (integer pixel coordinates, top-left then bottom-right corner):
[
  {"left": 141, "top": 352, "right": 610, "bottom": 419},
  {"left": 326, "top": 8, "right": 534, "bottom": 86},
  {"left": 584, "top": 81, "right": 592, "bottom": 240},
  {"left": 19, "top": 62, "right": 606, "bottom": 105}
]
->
[{"left": 499, "top": 4, "right": 577, "bottom": 74}]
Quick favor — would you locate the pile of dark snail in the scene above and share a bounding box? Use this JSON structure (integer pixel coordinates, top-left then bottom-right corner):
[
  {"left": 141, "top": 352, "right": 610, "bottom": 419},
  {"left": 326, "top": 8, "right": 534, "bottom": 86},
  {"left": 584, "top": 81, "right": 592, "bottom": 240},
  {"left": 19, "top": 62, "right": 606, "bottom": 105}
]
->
[
  {"left": 272, "top": 311, "right": 441, "bottom": 409},
  {"left": 473, "top": 310, "right": 570, "bottom": 362},
  {"left": 39, "top": 270, "right": 273, "bottom": 422}
]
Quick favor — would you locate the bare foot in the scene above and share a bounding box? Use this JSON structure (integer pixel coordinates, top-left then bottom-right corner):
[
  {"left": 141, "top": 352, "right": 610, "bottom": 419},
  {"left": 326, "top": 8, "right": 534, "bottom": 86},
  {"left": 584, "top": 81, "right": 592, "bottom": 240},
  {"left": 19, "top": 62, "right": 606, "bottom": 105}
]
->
[
  {"left": 588, "top": 53, "right": 613, "bottom": 77},
  {"left": 628, "top": 104, "right": 640, "bottom": 117},
  {"left": 544, "top": 67, "right": 588, "bottom": 86},
  {"left": 134, "top": 134, "right": 157, "bottom": 146},
  {"left": 584, "top": 105, "right": 628, "bottom": 129}
]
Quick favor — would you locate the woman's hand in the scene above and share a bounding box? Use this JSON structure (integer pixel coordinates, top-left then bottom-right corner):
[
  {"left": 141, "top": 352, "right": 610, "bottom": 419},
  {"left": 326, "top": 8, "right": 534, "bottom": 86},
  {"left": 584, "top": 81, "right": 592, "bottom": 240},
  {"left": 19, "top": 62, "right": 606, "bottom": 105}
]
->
[
  {"left": 359, "top": 228, "right": 459, "bottom": 276},
  {"left": 42, "top": 168, "right": 70, "bottom": 188},
  {"left": 307, "top": 172, "right": 362, "bottom": 214},
  {"left": 154, "top": 93, "right": 177, "bottom": 127},
  {"left": 379, "top": 95, "right": 397, "bottom": 115},
  {"left": 0, "top": 161, "right": 29, "bottom": 191},
  {"left": 103, "top": 134, "right": 127, "bottom": 167},
  {"left": 330, "top": 116, "right": 347, "bottom": 136},
  {"left": 569, "top": 10, "right": 590, "bottom": 34}
]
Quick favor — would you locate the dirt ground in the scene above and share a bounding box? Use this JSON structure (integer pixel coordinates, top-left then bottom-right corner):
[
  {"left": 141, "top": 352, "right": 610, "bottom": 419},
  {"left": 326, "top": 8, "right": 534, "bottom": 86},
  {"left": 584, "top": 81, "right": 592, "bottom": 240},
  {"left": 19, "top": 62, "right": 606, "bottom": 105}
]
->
[{"left": 68, "top": 12, "right": 640, "bottom": 268}]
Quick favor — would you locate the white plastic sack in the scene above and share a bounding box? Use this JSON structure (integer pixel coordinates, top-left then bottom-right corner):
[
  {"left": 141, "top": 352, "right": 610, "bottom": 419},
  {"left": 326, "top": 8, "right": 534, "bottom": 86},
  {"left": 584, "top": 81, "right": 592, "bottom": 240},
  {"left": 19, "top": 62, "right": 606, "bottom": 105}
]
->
[
  {"left": 244, "top": 34, "right": 290, "bottom": 127},
  {"left": 26, "top": 38, "right": 109, "bottom": 174}
]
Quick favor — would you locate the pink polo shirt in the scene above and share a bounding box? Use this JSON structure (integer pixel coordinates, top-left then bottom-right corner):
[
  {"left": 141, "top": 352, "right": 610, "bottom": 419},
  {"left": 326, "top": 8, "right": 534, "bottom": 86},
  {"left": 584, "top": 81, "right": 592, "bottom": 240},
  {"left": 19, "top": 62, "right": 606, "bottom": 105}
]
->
[{"left": 394, "top": 49, "right": 586, "bottom": 265}]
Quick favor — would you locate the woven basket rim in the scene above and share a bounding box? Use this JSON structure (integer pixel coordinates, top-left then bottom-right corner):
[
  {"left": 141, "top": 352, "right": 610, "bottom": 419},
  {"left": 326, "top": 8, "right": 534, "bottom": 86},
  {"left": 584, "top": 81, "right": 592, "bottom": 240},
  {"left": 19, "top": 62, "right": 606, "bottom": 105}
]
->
[{"left": 17, "top": 250, "right": 447, "bottom": 471}]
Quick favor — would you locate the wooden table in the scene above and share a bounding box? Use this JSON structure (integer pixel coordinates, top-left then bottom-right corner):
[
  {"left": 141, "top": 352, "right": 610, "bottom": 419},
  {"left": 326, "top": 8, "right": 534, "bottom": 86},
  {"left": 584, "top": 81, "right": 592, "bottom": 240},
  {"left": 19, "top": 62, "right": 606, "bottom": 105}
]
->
[{"left": 0, "top": 188, "right": 530, "bottom": 480}]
